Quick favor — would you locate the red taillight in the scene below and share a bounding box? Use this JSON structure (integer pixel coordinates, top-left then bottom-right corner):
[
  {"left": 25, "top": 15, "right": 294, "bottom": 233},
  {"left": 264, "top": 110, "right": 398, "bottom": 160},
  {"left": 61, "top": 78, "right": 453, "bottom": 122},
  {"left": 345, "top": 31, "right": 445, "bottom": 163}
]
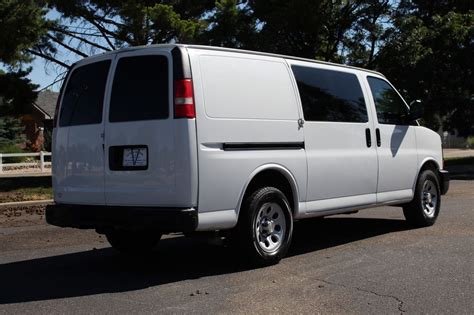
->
[{"left": 174, "top": 79, "right": 195, "bottom": 118}]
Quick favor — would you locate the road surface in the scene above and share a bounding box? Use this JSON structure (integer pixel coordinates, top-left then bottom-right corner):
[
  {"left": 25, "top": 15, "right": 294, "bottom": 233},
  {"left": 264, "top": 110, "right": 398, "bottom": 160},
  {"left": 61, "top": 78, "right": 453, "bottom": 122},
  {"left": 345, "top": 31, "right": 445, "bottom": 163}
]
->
[{"left": 0, "top": 180, "right": 473, "bottom": 314}]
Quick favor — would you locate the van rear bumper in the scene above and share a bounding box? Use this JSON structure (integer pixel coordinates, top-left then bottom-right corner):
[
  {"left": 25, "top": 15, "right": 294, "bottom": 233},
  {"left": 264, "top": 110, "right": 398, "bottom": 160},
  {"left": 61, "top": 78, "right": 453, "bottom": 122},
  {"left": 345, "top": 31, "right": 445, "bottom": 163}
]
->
[{"left": 46, "top": 204, "right": 198, "bottom": 232}]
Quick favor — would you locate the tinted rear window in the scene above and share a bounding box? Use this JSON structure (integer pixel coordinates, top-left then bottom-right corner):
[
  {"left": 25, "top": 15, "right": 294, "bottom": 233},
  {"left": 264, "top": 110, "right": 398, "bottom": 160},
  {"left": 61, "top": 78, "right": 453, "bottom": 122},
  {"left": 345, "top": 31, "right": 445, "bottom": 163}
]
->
[
  {"left": 59, "top": 60, "right": 111, "bottom": 127},
  {"left": 109, "top": 55, "right": 169, "bottom": 122},
  {"left": 291, "top": 66, "right": 368, "bottom": 123}
]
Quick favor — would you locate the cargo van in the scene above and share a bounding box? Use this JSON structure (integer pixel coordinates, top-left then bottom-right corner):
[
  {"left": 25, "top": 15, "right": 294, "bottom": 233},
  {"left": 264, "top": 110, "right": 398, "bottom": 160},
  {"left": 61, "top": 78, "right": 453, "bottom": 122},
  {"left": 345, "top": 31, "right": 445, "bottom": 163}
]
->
[{"left": 46, "top": 44, "right": 449, "bottom": 265}]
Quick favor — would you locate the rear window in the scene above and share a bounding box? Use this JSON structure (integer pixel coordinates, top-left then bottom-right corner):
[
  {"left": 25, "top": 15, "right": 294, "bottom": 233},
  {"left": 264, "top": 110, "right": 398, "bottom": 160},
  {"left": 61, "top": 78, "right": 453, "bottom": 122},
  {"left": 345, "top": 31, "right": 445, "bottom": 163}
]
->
[
  {"left": 291, "top": 65, "right": 368, "bottom": 123},
  {"left": 59, "top": 60, "right": 111, "bottom": 127},
  {"left": 109, "top": 55, "right": 169, "bottom": 122}
]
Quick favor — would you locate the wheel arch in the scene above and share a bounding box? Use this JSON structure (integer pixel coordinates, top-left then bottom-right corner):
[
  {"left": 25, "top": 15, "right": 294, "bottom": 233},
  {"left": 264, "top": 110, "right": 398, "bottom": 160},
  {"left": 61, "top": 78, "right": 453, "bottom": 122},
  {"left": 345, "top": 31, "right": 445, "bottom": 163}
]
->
[
  {"left": 236, "top": 164, "right": 300, "bottom": 219},
  {"left": 413, "top": 157, "right": 441, "bottom": 190}
]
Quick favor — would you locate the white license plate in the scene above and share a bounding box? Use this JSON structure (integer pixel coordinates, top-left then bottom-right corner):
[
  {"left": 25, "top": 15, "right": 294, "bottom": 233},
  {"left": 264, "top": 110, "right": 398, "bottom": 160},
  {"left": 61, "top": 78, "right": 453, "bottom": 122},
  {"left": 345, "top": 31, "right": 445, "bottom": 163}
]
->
[{"left": 123, "top": 148, "right": 147, "bottom": 167}]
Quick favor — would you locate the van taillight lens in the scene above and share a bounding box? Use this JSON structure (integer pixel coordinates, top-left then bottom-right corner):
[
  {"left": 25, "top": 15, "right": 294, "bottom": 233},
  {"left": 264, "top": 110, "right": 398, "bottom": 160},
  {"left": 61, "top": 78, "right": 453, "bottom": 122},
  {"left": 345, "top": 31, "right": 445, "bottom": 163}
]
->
[{"left": 174, "top": 79, "right": 195, "bottom": 118}]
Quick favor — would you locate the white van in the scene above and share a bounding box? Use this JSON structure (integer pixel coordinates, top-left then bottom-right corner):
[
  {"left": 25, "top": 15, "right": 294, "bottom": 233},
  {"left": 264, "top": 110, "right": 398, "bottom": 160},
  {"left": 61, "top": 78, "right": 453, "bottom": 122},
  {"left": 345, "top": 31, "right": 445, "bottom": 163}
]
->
[{"left": 46, "top": 44, "right": 449, "bottom": 265}]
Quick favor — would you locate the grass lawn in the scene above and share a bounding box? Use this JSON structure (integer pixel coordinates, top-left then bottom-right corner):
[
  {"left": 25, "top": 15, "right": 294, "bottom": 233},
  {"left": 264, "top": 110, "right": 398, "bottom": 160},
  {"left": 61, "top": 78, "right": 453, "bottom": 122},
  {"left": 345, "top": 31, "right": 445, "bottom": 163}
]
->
[
  {"left": 0, "top": 176, "right": 52, "bottom": 203},
  {"left": 444, "top": 156, "right": 474, "bottom": 166}
]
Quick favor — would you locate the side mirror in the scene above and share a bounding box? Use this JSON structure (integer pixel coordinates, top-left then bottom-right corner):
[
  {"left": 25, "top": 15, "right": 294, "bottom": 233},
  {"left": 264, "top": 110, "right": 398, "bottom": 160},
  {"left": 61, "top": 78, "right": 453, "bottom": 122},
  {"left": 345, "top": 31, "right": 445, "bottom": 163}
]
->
[{"left": 408, "top": 99, "right": 424, "bottom": 121}]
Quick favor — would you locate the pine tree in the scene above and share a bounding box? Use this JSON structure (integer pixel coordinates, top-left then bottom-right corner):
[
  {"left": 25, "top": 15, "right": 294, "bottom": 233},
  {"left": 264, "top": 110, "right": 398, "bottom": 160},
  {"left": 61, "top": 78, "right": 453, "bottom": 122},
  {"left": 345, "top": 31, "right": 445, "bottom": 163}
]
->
[{"left": 0, "top": 116, "right": 25, "bottom": 146}]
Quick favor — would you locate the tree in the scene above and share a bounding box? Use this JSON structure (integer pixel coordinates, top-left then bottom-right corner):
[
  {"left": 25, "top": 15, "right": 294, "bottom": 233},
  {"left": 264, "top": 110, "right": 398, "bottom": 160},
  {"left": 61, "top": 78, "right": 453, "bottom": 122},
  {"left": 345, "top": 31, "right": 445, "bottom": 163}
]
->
[
  {"left": 375, "top": 1, "right": 473, "bottom": 135},
  {"left": 30, "top": 0, "right": 215, "bottom": 70},
  {"left": 0, "top": 0, "right": 46, "bottom": 148},
  {"left": 0, "top": 116, "right": 25, "bottom": 146},
  {"left": 0, "top": 0, "right": 46, "bottom": 114},
  {"left": 1, "top": 0, "right": 471, "bottom": 137},
  {"left": 344, "top": 0, "right": 392, "bottom": 67},
  {"left": 0, "top": 70, "right": 38, "bottom": 115},
  {"left": 247, "top": 0, "right": 368, "bottom": 61},
  {"left": 0, "top": 0, "right": 49, "bottom": 65},
  {"left": 202, "top": 0, "right": 256, "bottom": 48}
]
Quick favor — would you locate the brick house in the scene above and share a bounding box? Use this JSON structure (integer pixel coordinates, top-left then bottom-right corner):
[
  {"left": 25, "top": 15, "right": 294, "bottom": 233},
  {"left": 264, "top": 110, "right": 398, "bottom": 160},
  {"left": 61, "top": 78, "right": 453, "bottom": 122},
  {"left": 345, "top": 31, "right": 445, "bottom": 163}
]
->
[{"left": 20, "top": 90, "right": 58, "bottom": 151}]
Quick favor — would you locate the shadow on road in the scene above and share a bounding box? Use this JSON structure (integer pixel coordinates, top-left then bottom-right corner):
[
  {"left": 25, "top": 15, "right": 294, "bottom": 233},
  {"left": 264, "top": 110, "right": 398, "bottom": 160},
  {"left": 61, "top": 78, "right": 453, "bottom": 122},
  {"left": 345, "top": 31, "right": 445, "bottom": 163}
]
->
[{"left": 0, "top": 217, "right": 409, "bottom": 304}]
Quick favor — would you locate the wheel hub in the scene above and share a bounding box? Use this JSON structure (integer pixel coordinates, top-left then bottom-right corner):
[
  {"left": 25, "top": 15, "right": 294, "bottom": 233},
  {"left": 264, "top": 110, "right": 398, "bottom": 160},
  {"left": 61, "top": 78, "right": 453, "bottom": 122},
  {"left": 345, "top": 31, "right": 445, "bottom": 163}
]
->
[
  {"left": 255, "top": 202, "right": 286, "bottom": 253},
  {"left": 421, "top": 179, "right": 437, "bottom": 217},
  {"left": 260, "top": 217, "right": 275, "bottom": 236},
  {"left": 424, "top": 192, "right": 432, "bottom": 204}
]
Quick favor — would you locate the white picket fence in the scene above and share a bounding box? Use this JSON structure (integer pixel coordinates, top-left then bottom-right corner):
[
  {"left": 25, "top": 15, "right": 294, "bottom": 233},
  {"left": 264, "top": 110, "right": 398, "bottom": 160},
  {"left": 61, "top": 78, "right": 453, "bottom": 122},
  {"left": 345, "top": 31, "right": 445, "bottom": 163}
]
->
[{"left": 0, "top": 152, "right": 51, "bottom": 173}]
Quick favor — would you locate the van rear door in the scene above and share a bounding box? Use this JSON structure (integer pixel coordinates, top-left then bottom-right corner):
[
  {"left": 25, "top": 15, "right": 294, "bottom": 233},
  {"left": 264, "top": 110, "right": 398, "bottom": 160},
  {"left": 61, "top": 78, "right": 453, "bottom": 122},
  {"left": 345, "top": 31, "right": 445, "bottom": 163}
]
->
[
  {"left": 104, "top": 49, "right": 187, "bottom": 206},
  {"left": 53, "top": 56, "right": 112, "bottom": 205}
]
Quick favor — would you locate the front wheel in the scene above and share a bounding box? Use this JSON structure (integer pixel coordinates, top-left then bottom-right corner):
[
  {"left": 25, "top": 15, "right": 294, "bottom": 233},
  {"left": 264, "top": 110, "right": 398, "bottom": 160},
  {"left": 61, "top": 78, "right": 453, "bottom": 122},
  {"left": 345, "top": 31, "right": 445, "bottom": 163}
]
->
[
  {"left": 403, "top": 169, "right": 441, "bottom": 227},
  {"left": 105, "top": 230, "right": 162, "bottom": 254},
  {"left": 231, "top": 187, "right": 293, "bottom": 266}
]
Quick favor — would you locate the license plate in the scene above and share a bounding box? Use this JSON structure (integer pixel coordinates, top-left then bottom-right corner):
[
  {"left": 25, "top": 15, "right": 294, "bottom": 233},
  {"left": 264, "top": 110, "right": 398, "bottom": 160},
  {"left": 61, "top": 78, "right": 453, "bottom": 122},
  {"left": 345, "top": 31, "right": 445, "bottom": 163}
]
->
[{"left": 123, "top": 147, "right": 147, "bottom": 167}]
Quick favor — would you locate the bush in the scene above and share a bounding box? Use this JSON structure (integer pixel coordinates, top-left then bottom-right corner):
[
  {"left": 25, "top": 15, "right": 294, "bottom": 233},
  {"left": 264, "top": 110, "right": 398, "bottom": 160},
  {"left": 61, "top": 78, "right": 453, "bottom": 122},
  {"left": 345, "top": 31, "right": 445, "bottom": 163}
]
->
[
  {"left": 467, "top": 136, "right": 474, "bottom": 149},
  {"left": 0, "top": 144, "right": 27, "bottom": 163}
]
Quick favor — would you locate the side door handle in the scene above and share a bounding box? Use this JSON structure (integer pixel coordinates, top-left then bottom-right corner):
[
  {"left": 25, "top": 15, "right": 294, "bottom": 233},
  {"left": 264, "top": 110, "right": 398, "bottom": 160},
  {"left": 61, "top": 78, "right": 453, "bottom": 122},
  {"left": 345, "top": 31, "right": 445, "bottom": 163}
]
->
[
  {"left": 376, "top": 128, "right": 381, "bottom": 147},
  {"left": 100, "top": 132, "right": 105, "bottom": 150},
  {"left": 365, "top": 128, "right": 371, "bottom": 147}
]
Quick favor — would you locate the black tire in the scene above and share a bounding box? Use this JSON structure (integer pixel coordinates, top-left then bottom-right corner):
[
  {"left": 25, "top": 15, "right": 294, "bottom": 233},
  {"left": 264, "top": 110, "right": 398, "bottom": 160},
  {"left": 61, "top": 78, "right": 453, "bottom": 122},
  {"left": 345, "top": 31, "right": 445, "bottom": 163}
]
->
[
  {"left": 403, "top": 169, "right": 441, "bottom": 227},
  {"left": 231, "top": 187, "right": 293, "bottom": 266},
  {"left": 105, "top": 230, "right": 162, "bottom": 254}
]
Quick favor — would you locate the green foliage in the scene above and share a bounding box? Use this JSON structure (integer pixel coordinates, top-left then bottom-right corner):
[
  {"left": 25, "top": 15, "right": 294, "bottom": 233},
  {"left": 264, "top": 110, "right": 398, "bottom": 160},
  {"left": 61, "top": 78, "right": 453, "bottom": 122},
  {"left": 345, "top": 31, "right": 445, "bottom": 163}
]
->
[
  {"left": 202, "top": 0, "right": 256, "bottom": 48},
  {"left": 0, "top": 70, "right": 38, "bottom": 115},
  {"left": 467, "top": 136, "right": 474, "bottom": 149},
  {"left": 375, "top": 3, "right": 473, "bottom": 136},
  {"left": 248, "top": 0, "right": 355, "bottom": 59},
  {"left": 48, "top": 0, "right": 214, "bottom": 47},
  {"left": 0, "top": 0, "right": 49, "bottom": 65},
  {"left": 0, "top": 0, "right": 43, "bottom": 138},
  {"left": 0, "top": 116, "right": 25, "bottom": 146},
  {"left": 0, "top": 143, "right": 26, "bottom": 163},
  {"left": 0, "top": 0, "right": 471, "bottom": 138}
]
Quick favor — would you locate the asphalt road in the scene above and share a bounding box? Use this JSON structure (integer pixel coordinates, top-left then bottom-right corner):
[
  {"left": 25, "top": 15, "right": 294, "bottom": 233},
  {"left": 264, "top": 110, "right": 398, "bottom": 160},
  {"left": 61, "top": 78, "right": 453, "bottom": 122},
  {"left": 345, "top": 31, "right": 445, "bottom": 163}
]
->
[{"left": 0, "top": 180, "right": 472, "bottom": 314}]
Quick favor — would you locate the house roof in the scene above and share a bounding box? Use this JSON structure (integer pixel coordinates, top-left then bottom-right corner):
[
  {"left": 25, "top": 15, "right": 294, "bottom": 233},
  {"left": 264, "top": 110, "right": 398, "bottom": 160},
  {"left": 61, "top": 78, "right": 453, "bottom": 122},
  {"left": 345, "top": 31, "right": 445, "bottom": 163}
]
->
[{"left": 33, "top": 90, "right": 59, "bottom": 119}]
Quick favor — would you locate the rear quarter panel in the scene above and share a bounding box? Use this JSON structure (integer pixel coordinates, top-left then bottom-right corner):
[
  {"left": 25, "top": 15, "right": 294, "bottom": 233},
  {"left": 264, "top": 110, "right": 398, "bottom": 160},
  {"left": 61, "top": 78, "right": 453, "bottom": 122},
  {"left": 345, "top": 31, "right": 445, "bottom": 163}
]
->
[{"left": 188, "top": 48, "right": 307, "bottom": 230}]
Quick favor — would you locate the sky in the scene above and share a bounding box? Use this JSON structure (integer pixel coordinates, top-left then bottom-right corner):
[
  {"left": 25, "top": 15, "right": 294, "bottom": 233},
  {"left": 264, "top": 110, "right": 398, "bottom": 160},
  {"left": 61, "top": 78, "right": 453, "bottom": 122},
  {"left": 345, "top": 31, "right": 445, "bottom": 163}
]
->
[
  {"left": 28, "top": 10, "right": 82, "bottom": 92},
  {"left": 27, "top": 58, "right": 68, "bottom": 92}
]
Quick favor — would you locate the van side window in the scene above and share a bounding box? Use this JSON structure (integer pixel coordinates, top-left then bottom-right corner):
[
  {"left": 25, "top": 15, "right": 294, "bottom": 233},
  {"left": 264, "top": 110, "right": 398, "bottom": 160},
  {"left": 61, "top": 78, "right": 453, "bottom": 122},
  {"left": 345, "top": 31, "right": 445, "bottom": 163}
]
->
[
  {"left": 109, "top": 56, "right": 169, "bottom": 122},
  {"left": 367, "top": 77, "right": 409, "bottom": 125},
  {"left": 291, "top": 66, "right": 368, "bottom": 123},
  {"left": 59, "top": 60, "right": 111, "bottom": 127}
]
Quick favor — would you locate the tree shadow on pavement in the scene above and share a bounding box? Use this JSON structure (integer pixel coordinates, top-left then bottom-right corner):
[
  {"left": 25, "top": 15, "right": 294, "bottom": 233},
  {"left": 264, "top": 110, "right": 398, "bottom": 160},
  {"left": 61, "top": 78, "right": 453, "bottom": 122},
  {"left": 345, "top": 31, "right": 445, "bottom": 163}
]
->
[{"left": 0, "top": 216, "right": 409, "bottom": 304}]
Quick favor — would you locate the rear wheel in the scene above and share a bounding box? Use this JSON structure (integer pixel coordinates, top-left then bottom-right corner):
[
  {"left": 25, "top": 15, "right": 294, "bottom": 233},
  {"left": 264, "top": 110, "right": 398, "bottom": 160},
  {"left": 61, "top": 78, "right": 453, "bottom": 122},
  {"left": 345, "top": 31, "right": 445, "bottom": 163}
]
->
[
  {"left": 105, "top": 230, "right": 162, "bottom": 254},
  {"left": 403, "top": 169, "right": 441, "bottom": 227},
  {"left": 231, "top": 187, "right": 293, "bottom": 266}
]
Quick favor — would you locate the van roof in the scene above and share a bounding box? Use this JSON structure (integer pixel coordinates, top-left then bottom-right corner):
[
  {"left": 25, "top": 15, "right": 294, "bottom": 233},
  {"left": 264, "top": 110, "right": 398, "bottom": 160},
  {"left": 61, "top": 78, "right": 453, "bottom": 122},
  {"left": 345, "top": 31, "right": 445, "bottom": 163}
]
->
[{"left": 80, "top": 44, "right": 385, "bottom": 77}]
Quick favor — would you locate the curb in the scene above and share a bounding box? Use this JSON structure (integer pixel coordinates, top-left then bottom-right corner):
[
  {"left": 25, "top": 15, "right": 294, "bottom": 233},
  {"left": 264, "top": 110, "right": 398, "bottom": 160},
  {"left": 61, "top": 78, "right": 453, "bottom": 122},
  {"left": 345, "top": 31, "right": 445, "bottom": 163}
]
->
[
  {"left": 0, "top": 173, "right": 52, "bottom": 178},
  {"left": 0, "top": 199, "right": 54, "bottom": 208}
]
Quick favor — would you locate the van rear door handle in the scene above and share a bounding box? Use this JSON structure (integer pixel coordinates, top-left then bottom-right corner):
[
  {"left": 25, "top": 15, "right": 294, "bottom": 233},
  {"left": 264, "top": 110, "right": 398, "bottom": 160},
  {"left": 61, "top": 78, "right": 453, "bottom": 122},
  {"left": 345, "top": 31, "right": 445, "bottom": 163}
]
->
[
  {"left": 376, "top": 128, "right": 381, "bottom": 147},
  {"left": 297, "top": 118, "right": 304, "bottom": 129},
  {"left": 365, "top": 128, "right": 371, "bottom": 147}
]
